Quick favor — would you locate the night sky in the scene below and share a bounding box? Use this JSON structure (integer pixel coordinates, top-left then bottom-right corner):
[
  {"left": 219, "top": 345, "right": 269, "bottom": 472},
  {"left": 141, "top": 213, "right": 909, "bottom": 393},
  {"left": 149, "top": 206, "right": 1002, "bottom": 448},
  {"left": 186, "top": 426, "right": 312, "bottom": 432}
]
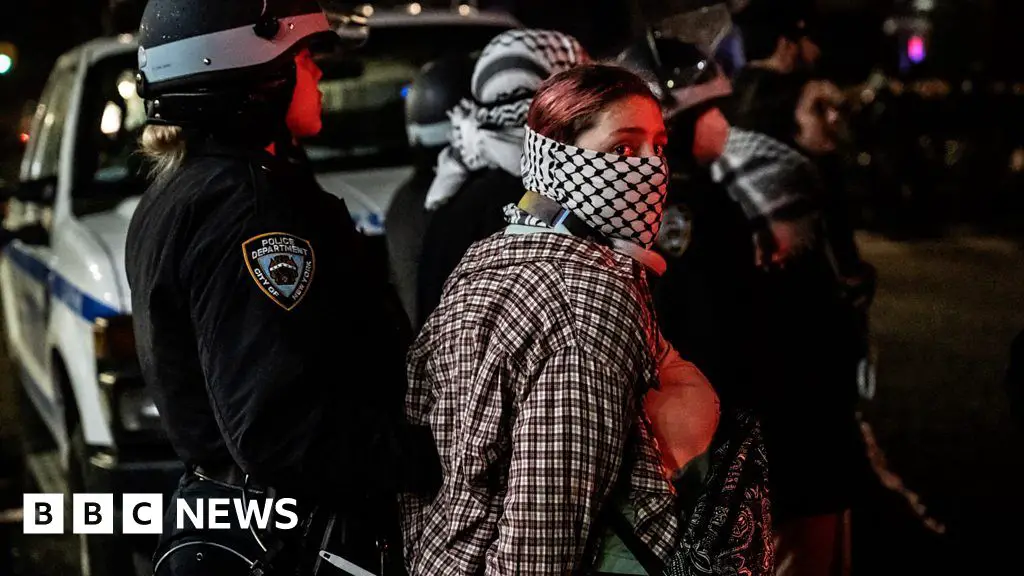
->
[{"left": 0, "top": 0, "right": 1020, "bottom": 140}]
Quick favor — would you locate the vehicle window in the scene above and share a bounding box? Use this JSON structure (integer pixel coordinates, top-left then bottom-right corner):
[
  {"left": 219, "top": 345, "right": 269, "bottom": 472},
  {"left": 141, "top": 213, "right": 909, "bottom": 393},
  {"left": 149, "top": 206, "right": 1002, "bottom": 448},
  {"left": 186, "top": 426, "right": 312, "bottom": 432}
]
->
[
  {"left": 302, "top": 23, "right": 513, "bottom": 172},
  {"left": 72, "top": 51, "right": 149, "bottom": 216},
  {"left": 63, "top": 23, "right": 515, "bottom": 213},
  {"left": 23, "top": 59, "right": 77, "bottom": 182}
]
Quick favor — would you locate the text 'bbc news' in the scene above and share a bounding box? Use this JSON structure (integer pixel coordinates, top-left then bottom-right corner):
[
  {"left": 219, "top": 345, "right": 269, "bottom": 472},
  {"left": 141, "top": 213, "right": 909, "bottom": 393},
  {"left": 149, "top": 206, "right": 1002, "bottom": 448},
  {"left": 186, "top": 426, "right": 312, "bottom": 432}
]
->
[{"left": 22, "top": 494, "right": 299, "bottom": 535}]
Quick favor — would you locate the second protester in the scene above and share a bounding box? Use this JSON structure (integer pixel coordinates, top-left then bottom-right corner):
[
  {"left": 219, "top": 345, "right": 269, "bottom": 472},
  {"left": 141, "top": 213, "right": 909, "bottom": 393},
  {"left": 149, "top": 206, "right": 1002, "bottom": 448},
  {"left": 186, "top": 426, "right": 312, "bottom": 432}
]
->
[{"left": 415, "top": 29, "right": 589, "bottom": 327}]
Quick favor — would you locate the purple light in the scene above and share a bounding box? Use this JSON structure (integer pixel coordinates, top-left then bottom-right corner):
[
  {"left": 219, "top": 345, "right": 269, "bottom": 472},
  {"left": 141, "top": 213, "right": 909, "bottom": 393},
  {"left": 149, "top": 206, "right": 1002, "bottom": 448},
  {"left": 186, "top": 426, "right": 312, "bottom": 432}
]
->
[{"left": 908, "top": 36, "right": 926, "bottom": 63}]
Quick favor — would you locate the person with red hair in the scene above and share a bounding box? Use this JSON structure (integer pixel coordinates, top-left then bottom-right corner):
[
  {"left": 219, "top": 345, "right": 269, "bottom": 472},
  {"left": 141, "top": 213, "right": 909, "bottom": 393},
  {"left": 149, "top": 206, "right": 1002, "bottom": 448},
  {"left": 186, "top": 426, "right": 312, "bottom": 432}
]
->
[{"left": 401, "top": 63, "right": 729, "bottom": 575}]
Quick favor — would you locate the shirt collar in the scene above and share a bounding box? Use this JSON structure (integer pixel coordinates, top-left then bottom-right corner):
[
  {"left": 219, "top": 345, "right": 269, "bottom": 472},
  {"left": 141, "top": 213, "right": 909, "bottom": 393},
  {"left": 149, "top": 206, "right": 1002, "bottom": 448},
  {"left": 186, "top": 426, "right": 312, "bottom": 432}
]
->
[{"left": 503, "top": 221, "right": 667, "bottom": 276}]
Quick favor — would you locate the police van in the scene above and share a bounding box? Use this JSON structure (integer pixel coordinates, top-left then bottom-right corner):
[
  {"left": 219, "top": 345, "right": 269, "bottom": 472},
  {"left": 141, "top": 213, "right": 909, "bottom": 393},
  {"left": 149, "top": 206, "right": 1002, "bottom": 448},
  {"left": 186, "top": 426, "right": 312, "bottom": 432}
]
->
[{"left": 0, "top": 5, "right": 517, "bottom": 575}]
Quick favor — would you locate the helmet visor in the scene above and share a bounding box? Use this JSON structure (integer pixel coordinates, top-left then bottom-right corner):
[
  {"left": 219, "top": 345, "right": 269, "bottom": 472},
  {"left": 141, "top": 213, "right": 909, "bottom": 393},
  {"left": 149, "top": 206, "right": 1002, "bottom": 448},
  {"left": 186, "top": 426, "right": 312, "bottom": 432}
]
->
[{"left": 648, "top": 1, "right": 734, "bottom": 56}]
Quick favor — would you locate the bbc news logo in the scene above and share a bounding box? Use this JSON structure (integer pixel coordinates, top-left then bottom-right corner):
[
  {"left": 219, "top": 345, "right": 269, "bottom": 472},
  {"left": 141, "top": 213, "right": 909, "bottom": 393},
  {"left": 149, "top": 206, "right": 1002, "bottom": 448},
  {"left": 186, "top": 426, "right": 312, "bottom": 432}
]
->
[{"left": 23, "top": 494, "right": 299, "bottom": 534}]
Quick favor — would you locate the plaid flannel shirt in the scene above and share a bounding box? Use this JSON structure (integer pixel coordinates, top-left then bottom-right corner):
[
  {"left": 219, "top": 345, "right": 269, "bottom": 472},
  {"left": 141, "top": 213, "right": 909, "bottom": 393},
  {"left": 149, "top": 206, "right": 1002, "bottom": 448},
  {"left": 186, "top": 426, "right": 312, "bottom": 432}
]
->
[{"left": 400, "top": 232, "right": 680, "bottom": 576}]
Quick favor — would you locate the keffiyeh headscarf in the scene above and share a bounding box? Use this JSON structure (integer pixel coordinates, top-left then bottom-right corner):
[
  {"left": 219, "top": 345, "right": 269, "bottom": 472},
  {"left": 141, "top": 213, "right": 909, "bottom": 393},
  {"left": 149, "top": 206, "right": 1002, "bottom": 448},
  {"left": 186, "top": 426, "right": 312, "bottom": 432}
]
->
[
  {"left": 424, "top": 29, "right": 588, "bottom": 210},
  {"left": 710, "top": 128, "right": 820, "bottom": 224},
  {"left": 505, "top": 126, "right": 671, "bottom": 261}
]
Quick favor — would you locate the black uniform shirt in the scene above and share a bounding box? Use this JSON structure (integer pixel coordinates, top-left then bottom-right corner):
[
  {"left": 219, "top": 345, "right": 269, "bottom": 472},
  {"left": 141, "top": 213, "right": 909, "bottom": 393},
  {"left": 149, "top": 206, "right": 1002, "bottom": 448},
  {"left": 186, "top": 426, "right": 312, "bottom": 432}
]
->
[
  {"left": 125, "top": 139, "right": 409, "bottom": 505},
  {"left": 384, "top": 168, "right": 434, "bottom": 328},
  {"left": 651, "top": 159, "right": 759, "bottom": 410},
  {"left": 416, "top": 168, "right": 523, "bottom": 328}
]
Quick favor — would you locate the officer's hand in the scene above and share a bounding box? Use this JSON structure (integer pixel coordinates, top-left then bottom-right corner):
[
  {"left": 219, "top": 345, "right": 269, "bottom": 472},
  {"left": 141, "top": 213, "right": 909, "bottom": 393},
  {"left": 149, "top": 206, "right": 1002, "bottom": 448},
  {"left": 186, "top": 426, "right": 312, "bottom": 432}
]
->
[{"left": 647, "top": 333, "right": 720, "bottom": 479}]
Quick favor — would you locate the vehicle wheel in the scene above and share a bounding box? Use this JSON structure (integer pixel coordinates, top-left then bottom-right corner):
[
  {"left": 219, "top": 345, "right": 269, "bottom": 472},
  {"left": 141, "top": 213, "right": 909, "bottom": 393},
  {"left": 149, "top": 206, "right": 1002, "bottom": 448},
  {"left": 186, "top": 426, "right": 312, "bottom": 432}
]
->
[{"left": 67, "top": 426, "right": 137, "bottom": 576}]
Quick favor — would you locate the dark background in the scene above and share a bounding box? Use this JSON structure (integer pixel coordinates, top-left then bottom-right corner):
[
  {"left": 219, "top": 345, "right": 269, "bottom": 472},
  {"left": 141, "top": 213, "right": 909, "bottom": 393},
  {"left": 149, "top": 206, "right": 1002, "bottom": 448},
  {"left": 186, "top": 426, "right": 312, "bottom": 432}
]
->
[
  {"left": 3, "top": 0, "right": 1024, "bottom": 176},
  {"left": 1, "top": 0, "right": 1022, "bottom": 122}
]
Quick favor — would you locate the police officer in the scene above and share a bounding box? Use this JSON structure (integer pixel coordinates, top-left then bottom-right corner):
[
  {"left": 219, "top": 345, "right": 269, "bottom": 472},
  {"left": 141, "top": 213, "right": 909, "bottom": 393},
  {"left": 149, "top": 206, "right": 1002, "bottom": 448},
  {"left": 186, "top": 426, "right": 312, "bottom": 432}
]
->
[
  {"left": 384, "top": 53, "right": 475, "bottom": 328},
  {"left": 624, "top": 9, "right": 869, "bottom": 576},
  {"left": 616, "top": 26, "right": 758, "bottom": 409},
  {"left": 615, "top": 16, "right": 778, "bottom": 569},
  {"left": 126, "top": 1, "right": 415, "bottom": 574}
]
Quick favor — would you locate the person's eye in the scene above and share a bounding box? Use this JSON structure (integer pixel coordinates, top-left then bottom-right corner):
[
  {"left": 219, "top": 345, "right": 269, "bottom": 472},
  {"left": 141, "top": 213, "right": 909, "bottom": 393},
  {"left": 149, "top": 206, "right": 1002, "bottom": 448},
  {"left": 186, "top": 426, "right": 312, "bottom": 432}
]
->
[
  {"left": 614, "top": 144, "right": 635, "bottom": 156},
  {"left": 654, "top": 144, "right": 666, "bottom": 157}
]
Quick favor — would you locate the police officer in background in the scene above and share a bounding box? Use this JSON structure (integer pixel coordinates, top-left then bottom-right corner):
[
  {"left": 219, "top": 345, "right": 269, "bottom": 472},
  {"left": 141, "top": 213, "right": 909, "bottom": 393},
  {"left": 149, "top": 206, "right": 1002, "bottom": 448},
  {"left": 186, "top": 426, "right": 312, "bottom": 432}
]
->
[
  {"left": 384, "top": 54, "right": 475, "bottom": 328},
  {"left": 616, "top": 19, "right": 757, "bottom": 410},
  {"left": 624, "top": 6, "right": 869, "bottom": 575},
  {"left": 616, "top": 12, "right": 778, "bottom": 567},
  {"left": 126, "top": 1, "right": 419, "bottom": 574}
]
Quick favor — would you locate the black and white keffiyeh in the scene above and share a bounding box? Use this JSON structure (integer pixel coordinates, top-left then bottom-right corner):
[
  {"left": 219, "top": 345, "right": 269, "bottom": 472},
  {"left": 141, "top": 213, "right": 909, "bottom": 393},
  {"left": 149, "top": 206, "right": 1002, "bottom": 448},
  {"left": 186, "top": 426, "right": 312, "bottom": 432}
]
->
[
  {"left": 507, "top": 126, "right": 670, "bottom": 251},
  {"left": 710, "top": 128, "right": 821, "bottom": 224},
  {"left": 424, "top": 29, "right": 588, "bottom": 210}
]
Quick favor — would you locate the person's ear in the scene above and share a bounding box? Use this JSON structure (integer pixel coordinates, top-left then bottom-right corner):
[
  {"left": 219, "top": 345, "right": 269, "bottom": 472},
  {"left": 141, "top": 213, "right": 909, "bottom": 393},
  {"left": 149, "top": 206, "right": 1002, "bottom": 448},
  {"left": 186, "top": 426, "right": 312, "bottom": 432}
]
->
[{"left": 693, "top": 107, "right": 729, "bottom": 164}]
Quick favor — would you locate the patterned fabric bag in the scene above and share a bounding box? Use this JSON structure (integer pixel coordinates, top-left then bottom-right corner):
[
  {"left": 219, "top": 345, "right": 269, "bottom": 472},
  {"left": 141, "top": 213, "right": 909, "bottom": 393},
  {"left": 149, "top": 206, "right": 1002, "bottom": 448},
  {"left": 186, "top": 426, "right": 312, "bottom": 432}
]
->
[
  {"left": 590, "top": 409, "right": 774, "bottom": 576},
  {"left": 665, "top": 408, "right": 774, "bottom": 576}
]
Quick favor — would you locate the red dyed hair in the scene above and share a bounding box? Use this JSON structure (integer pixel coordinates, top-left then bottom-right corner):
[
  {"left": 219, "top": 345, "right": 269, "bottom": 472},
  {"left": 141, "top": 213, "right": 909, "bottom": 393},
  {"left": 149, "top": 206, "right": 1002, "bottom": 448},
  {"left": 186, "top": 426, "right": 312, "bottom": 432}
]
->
[{"left": 527, "top": 63, "right": 661, "bottom": 145}]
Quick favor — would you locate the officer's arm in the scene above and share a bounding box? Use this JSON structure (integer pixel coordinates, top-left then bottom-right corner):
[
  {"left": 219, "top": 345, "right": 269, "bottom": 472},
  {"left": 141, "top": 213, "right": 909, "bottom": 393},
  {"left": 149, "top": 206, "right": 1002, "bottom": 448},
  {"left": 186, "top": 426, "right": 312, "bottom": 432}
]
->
[
  {"left": 486, "top": 347, "right": 635, "bottom": 575},
  {"left": 178, "top": 186, "right": 359, "bottom": 495}
]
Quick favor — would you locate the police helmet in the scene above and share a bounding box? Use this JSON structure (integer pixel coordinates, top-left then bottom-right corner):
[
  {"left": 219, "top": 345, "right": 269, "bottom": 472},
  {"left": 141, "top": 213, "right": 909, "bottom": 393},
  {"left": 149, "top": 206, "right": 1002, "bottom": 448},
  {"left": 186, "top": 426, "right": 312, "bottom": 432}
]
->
[
  {"left": 137, "top": 0, "right": 367, "bottom": 129},
  {"left": 616, "top": 29, "right": 732, "bottom": 120},
  {"left": 404, "top": 53, "right": 475, "bottom": 150}
]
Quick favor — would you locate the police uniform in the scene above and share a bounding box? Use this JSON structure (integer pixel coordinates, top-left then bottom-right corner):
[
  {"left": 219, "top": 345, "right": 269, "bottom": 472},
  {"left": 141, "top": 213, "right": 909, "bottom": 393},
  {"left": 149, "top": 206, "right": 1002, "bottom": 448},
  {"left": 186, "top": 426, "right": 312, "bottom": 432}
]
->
[
  {"left": 617, "top": 27, "right": 760, "bottom": 409},
  {"left": 125, "top": 1, "right": 418, "bottom": 573},
  {"left": 652, "top": 152, "right": 760, "bottom": 410},
  {"left": 127, "top": 137, "right": 412, "bottom": 573}
]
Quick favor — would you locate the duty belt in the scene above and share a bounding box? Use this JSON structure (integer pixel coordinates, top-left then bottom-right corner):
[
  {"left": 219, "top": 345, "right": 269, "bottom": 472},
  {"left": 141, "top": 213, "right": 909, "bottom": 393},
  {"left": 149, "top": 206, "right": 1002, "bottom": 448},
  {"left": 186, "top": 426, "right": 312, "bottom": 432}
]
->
[{"left": 192, "top": 463, "right": 265, "bottom": 493}]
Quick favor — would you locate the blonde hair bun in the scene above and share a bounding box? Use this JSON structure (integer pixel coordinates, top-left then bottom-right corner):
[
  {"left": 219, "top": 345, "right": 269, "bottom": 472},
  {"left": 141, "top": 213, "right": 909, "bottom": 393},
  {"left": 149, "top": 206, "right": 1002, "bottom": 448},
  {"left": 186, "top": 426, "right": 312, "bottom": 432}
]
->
[{"left": 139, "top": 125, "right": 186, "bottom": 180}]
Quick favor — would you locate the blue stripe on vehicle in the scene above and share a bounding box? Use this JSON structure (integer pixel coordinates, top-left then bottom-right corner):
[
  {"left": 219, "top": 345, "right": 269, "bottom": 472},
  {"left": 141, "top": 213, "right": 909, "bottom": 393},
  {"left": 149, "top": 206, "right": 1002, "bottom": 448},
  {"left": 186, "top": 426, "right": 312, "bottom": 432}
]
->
[
  {"left": 4, "top": 244, "right": 122, "bottom": 321},
  {"left": 4, "top": 242, "right": 49, "bottom": 283}
]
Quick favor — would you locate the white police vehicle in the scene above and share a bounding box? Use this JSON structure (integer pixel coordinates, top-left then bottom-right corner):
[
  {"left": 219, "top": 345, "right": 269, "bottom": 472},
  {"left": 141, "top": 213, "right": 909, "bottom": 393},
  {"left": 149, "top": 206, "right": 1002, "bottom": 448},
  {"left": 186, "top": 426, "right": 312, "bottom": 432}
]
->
[
  {"left": 0, "top": 5, "right": 517, "bottom": 575},
  {"left": 308, "top": 3, "right": 519, "bottom": 234}
]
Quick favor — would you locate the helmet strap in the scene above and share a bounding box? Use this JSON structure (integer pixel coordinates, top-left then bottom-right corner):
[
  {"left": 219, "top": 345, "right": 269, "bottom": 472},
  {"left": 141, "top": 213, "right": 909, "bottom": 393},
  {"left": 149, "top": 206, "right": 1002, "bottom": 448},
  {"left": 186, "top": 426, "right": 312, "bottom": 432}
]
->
[{"left": 144, "top": 60, "right": 298, "bottom": 149}]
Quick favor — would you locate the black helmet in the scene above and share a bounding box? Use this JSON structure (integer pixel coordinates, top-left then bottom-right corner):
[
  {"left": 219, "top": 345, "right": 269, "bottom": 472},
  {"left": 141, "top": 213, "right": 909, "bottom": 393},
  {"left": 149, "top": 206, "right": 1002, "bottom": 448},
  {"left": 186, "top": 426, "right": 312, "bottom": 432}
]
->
[
  {"left": 137, "top": 0, "right": 367, "bottom": 130},
  {"left": 404, "top": 53, "right": 475, "bottom": 151},
  {"left": 616, "top": 29, "right": 732, "bottom": 119},
  {"left": 620, "top": 1, "right": 735, "bottom": 118}
]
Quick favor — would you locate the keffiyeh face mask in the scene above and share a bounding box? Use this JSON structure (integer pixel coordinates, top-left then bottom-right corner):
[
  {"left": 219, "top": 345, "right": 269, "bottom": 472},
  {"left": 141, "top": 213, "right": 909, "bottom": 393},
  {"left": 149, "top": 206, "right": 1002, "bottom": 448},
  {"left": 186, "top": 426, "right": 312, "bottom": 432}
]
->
[{"left": 520, "top": 126, "right": 670, "bottom": 250}]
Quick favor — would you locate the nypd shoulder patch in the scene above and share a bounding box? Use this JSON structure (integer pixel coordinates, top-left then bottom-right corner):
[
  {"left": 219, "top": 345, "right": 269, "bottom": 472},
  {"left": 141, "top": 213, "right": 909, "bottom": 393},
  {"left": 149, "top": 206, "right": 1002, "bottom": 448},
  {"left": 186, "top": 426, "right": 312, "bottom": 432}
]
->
[
  {"left": 656, "top": 204, "right": 694, "bottom": 258},
  {"left": 242, "top": 232, "right": 315, "bottom": 311}
]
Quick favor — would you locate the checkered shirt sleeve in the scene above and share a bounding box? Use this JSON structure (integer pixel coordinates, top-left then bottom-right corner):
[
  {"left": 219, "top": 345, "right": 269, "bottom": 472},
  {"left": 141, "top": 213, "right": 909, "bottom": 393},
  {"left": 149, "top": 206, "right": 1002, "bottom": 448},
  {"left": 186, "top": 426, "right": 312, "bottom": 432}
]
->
[{"left": 487, "top": 345, "right": 637, "bottom": 573}]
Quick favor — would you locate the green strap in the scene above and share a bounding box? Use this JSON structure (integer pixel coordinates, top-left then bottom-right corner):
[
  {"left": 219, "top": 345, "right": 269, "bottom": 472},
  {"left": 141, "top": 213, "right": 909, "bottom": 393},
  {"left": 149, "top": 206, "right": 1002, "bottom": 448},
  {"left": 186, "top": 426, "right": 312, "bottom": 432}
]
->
[{"left": 607, "top": 510, "right": 664, "bottom": 576}]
